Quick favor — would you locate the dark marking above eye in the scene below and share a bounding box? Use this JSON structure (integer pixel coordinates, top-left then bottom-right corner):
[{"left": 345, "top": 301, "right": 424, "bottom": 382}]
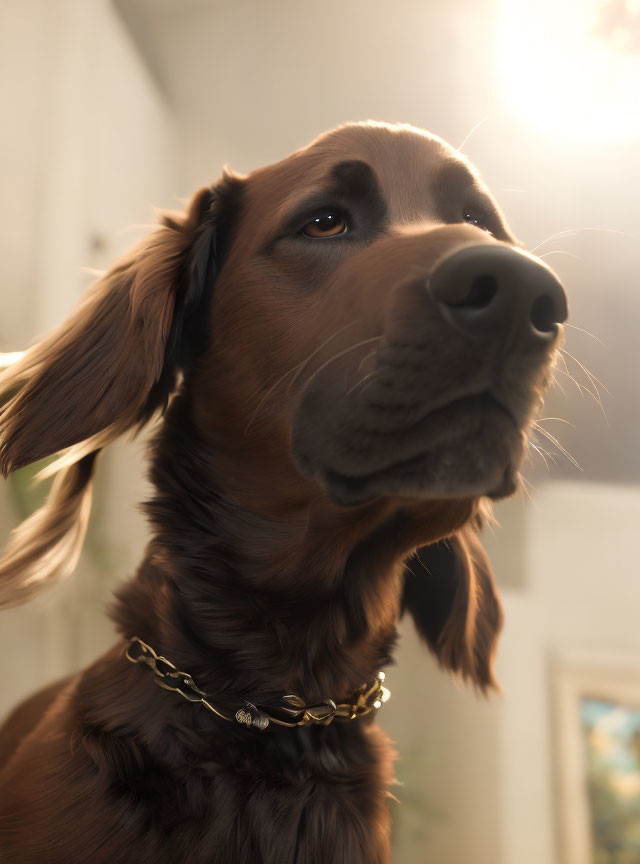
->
[
  {"left": 432, "top": 162, "right": 480, "bottom": 222},
  {"left": 436, "top": 160, "right": 478, "bottom": 195},
  {"left": 327, "top": 160, "right": 389, "bottom": 230},
  {"left": 330, "top": 160, "right": 379, "bottom": 196},
  {"left": 431, "top": 161, "right": 509, "bottom": 240},
  {"left": 262, "top": 159, "right": 388, "bottom": 252}
]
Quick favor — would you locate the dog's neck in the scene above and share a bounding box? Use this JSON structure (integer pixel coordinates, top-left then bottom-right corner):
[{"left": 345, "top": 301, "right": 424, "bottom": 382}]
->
[{"left": 111, "top": 392, "right": 472, "bottom": 709}]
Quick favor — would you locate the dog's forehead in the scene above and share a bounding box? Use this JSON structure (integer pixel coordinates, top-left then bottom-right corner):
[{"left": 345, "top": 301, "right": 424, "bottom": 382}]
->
[{"left": 241, "top": 123, "right": 481, "bottom": 227}]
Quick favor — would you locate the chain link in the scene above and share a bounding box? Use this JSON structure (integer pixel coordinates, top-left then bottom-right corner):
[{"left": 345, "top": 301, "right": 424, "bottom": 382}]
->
[{"left": 125, "top": 637, "right": 390, "bottom": 731}]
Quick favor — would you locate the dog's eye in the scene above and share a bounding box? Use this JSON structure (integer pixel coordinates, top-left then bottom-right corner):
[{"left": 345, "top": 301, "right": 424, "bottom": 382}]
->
[
  {"left": 463, "top": 211, "right": 493, "bottom": 235},
  {"left": 302, "top": 212, "right": 347, "bottom": 238}
]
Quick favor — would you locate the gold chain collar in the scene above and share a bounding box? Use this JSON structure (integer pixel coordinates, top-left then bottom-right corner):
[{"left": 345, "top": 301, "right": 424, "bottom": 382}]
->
[{"left": 125, "top": 637, "right": 390, "bottom": 731}]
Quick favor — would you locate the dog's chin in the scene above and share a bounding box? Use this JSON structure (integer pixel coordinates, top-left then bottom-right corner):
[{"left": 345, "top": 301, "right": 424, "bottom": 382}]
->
[
  {"left": 294, "top": 395, "right": 526, "bottom": 508},
  {"left": 319, "top": 441, "right": 522, "bottom": 507}
]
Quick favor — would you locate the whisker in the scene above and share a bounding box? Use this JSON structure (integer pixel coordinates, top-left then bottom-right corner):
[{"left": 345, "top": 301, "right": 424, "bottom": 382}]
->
[
  {"left": 559, "top": 347, "right": 610, "bottom": 395},
  {"left": 457, "top": 116, "right": 490, "bottom": 153},
  {"left": 242, "top": 320, "right": 360, "bottom": 436},
  {"left": 538, "top": 250, "right": 583, "bottom": 263},
  {"left": 346, "top": 369, "right": 377, "bottom": 397},
  {"left": 553, "top": 368, "right": 603, "bottom": 410},
  {"left": 349, "top": 348, "right": 378, "bottom": 384},
  {"left": 356, "top": 349, "right": 377, "bottom": 373},
  {"left": 531, "top": 422, "right": 582, "bottom": 470},
  {"left": 564, "top": 323, "right": 604, "bottom": 345},
  {"left": 353, "top": 376, "right": 377, "bottom": 401},
  {"left": 285, "top": 321, "right": 364, "bottom": 396},
  {"left": 550, "top": 369, "right": 567, "bottom": 398},
  {"left": 519, "top": 474, "right": 534, "bottom": 504},
  {"left": 556, "top": 353, "right": 582, "bottom": 392},
  {"left": 556, "top": 353, "right": 591, "bottom": 398},
  {"left": 242, "top": 365, "right": 300, "bottom": 438},
  {"left": 530, "top": 226, "right": 633, "bottom": 254},
  {"left": 301, "top": 336, "right": 383, "bottom": 391},
  {"left": 530, "top": 437, "right": 561, "bottom": 470},
  {"left": 536, "top": 416, "right": 575, "bottom": 427},
  {"left": 529, "top": 441, "right": 551, "bottom": 472},
  {"left": 539, "top": 446, "right": 559, "bottom": 466},
  {"left": 559, "top": 347, "right": 610, "bottom": 425},
  {"left": 524, "top": 441, "right": 534, "bottom": 467}
]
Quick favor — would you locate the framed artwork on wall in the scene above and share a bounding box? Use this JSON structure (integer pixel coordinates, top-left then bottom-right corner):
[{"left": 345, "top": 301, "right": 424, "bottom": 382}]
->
[{"left": 551, "top": 648, "right": 640, "bottom": 864}]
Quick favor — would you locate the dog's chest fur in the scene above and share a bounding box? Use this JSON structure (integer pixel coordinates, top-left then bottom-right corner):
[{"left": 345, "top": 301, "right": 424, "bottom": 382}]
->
[{"left": 3, "top": 689, "right": 395, "bottom": 864}]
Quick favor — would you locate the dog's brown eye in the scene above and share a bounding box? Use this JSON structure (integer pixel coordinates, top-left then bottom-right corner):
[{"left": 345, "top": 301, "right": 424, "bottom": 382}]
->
[{"left": 302, "top": 212, "right": 347, "bottom": 238}]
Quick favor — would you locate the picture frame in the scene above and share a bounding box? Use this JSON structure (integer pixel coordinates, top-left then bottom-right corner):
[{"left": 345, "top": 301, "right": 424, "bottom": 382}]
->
[{"left": 551, "top": 647, "right": 640, "bottom": 864}]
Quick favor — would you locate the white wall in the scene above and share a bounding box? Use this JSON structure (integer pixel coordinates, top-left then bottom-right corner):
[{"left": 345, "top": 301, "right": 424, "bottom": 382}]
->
[
  {"left": 383, "top": 621, "right": 503, "bottom": 864},
  {"left": 0, "top": 0, "right": 176, "bottom": 718},
  {"left": 0, "top": 1, "right": 51, "bottom": 348},
  {"left": 498, "top": 483, "right": 640, "bottom": 864}
]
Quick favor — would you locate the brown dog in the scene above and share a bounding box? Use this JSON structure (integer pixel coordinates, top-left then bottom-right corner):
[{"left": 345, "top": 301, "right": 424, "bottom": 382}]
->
[{"left": 0, "top": 121, "right": 566, "bottom": 863}]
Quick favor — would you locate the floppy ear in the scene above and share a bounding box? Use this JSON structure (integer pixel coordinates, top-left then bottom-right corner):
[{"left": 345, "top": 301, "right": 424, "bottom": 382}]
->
[
  {"left": 402, "top": 525, "right": 503, "bottom": 691},
  {"left": 0, "top": 173, "right": 241, "bottom": 607}
]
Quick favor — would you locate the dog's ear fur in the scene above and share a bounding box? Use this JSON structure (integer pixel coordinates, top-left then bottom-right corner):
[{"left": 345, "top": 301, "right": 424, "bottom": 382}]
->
[
  {"left": 0, "top": 174, "right": 241, "bottom": 607},
  {"left": 402, "top": 525, "right": 503, "bottom": 691}
]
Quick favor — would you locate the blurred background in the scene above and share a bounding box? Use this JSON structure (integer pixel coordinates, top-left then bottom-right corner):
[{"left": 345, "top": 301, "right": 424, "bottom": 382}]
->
[{"left": 1, "top": 1, "right": 639, "bottom": 861}]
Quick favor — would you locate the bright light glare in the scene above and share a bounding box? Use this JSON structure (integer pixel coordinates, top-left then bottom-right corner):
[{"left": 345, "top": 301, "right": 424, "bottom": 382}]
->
[{"left": 499, "top": 0, "right": 640, "bottom": 140}]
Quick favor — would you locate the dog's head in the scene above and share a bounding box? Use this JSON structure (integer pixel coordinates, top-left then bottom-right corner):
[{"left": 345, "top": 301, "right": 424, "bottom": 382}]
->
[
  {"left": 193, "top": 123, "right": 565, "bottom": 511},
  {"left": 0, "top": 122, "right": 566, "bottom": 689}
]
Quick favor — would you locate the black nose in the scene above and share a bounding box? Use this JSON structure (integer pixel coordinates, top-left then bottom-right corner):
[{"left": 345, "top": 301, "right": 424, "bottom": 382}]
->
[{"left": 427, "top": 244, "right": 568, "bottom": 345}]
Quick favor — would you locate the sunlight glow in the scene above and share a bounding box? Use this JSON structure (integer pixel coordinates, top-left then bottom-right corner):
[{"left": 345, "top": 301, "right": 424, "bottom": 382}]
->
[{"left": 499, "top": 0, "right": 640, "bottom": 140}]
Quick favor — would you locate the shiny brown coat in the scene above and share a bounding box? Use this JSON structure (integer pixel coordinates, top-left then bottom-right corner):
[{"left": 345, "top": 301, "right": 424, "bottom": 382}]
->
[{"left": 0, "top": 122, "right": 564, "bottom": 863}]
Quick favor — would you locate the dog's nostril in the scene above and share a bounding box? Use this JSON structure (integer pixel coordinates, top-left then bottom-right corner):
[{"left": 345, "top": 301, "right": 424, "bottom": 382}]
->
[
  {"left": 444, "top": 273, "right": 499, "bottom": 310},
  {"left": 465, "top": 274, "right": 498, "bottom": 309},
  {"left": 442, "top": 273, "right": 498, "bottom": 309},
  {"left": 530, "top": 294, "right": 558, "bottom": 333}
]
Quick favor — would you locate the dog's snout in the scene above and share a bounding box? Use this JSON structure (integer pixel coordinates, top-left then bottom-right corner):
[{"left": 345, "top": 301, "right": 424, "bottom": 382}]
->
[{"left": 427, "top": 244, "right": 568, "bottom": 345}]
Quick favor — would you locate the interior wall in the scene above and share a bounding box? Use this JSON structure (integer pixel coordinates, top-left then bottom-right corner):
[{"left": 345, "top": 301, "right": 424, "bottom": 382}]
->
[
  {"left": 382, "top": 622, "right": 503, "bottom": 864},
  {"left": 0, "top": 0, "right": 176, "bottom": 720},
  {"left": 498, "top": 483, "right": 640, "bottom": 864},
  {"left": 0, "top": 0, "right": 50, "bottom": 348}
]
